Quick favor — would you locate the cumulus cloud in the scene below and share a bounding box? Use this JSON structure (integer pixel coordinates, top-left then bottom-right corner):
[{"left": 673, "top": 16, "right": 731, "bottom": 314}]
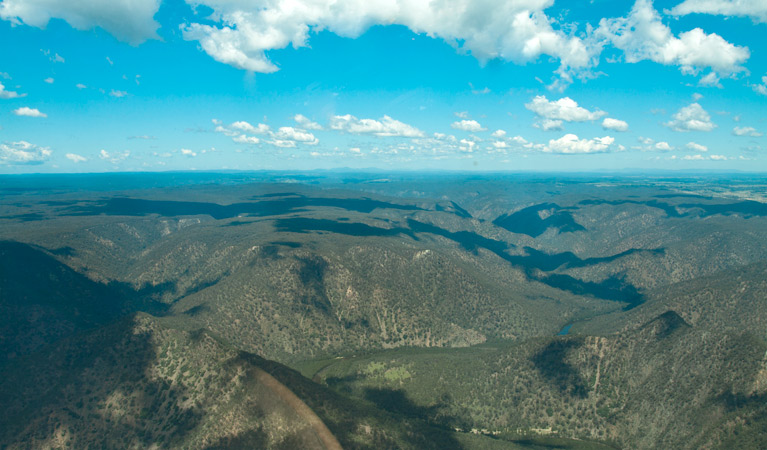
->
[
  {"left": 230, "top": 121, "right": 270, "bottom": 134},
  {"left": 0, "top": 0, "right": 161, "bottom": 45},
  {"left": 330, "top": 114, "right": 424, "bottom": 137},
  {"left": 294, "top": 114, "right": 322, "bottom": 130},
  {"left": 526, "top": 95, "right": 606, "bottom": 130},
  {"left": 217, "top": 119, "right": 319, "bottom": 146},
  {"left": 491, "top": 129, "right": 507, "bottom": 138},
  {"left": 686, "top": 141, "right": 708, "bottom": 152},
  {"left": 752, "top": 75, "right": 767, "bottom": 95},
  {"left": 451, "top": 119, "right": 486, "bottom": 132},
  {"left": 597, "top": 0, "right": 749, "bottom": 82},
  {"left": 0, "top": 81, "right": 24, "bottom": 99},
  {"left": 180, "top": 0, "right": 600, "bottom": 85},
  {"left": 274, "top": 126, "right": 319, "bottom": 144},
  {"left": 0, "top": 141, "right": 52, "bottom": 165},
  {"left": 668, "top": 0, "right": 767, "bottom": 24},
  {"left": 665, "top": 103, "right": 717, "bottom": 132},
  {"left": 180, "top": 148, "right": 197, "bottom": 157},
  {"left": 545, "top": 134, "right": 616, "bottom": 154},
  {"left": 602, "top": 117, "right": 629, "bottom": 131},
  {"left": 733, "top": 126, "right": 762, "bottom": 137},
  {"left": 13, "top": 106, "right": 47, "bottom": 117},
  {"left": 232, "top": 134, "right": 260, "bottom": 144},
  {"left": 65, "top": 153, "right": 87, "bottom": 162},
  {"left": 654, "top": 141, "right": 673, "bottom": 151},
  {"left": 99, "top": 149, "right": 130, "bottom": 163}
]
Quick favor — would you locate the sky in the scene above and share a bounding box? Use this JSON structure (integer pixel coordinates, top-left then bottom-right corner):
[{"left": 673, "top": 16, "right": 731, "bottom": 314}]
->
[{"left": 0, "top": 0, "right": 766, "bottom": 173}]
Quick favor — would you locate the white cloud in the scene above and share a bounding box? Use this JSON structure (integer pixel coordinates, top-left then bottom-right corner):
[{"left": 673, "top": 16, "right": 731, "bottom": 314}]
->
[
  {"left": 268, "top": 139, "right": 297, "bottom": 148},
  {"left": 451, "top": 119, "right": 486, "bottom": 132},
  {"left": 686, "top": 142, "right": 708, "bottom": 152},
  {"left": 65, "top": 153, "right": 87, "bottom": 162},
  {"left": 13, "top": 106, "right": 47, "bottom": 117},
  {"left": 491, "top": 129, "right": 507, "bottom": 138},
  {"left": 180, "top": 0, "right": 600, "bottom": 84},
  {"left": 683, "top": 154, "right": 705, "bottom": 160},
  {"left": 733, "top": 126, "right": 762, "bottom": 137},
  {"left": 230, "top": 121, "right": 270, "bottom": 134},
  {"left": 709, "top": 154, "right": 728, "bottom": 160},
  {"left": 109, "top": 89, "right": 128, "bottom": 98},
  {"left": 597, "top": 0, "right": 749, "bottom": 82},
  {"left": 668, "top": 0, "right": 767, "bottom": 24},
  {"left": 0, "top": 82, "right": 25, "bottom": 99},
  {"left": 655, "top": 141, "right": 673, "bottom": 151},
  {"left": 330, "top": 114, "right": 424, "bottom": 137},
  {"left": 0, "top": 0, "right": 161, "bottom": 44},
  {"left": 181, "top": 148, "right": 197, "bottom": 157},
  {"left": 602, "top": 117, "right": 629, "bottom": 132},
  {"left": 294, "top": 114, "right": 322, "bottom": 130},
  {"left": 99, "top": 149, "right": 130, "bottom": 163},
  {"left": 665, "top": 103, "right": 717, "bottom": 132},
  {"left": 526, "top": 95, "right": 606, "bottom": 129},
  {"left": 752, "top": 75, "right": 767, "bottom": 95},
  {"left": 538, "top": 119, "right": 564, "bottom": 131},
  {"left": 274, "top": 126, "right": 319, "bottom": 144},
  {"left": 76, "top": 83, "right": 87, "bottom": 89},
  {"left": 44, "top": 77, "right": 54, "bottom": 84},
  {"left": 0, "top": 140, "right": 52, "bottom": 165},
  {"left": 455, "top": 111, "right": 470, "bottom": 119},
  {"left": 545, "top": 134, "right": 616, "bottom": 154},
  {"left": 232, "top": 134, "right": 260, "bottom": 144}
]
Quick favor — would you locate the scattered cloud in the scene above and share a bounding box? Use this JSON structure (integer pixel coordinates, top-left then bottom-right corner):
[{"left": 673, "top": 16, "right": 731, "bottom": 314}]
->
[
  {"left": 13, "top": 106, "right": 47, "bottom": 117},
  {"left": 0, "top": 140, "right": 52, "bottom": 165},
  {"left": 733, "top": 126, "right": 762, "bottom": 137},
  {"left": 655, "top": 141, "right": 673, "bottom": 151},
  {"left": 76, "top": 83, "right": 87, "bottom": 89},
  {"left": 109, "top": 89, "right": 128, "bottom": 98},
  {"left": 232, "top": 135, "right": 260, "bottom": 144},
  {"left": 451, "top": 119, "right": 486, "bottom": 132},
  {"left": 330, "top": 114, "right": 424, "bottom": 137},
  {"left": 526, "top": 95, "right": 606, "bottom": 130},
  {"left": 99, "top": 149, "right": 130, "bottom": 163},
  {"left": 294, "top": 114, "right": 322, "bottom": 130},
  {"left": 40, "top": 49, "right": 65, "bottom": 63},
  {"left": 751, "top": 75, "right": 767, "bottom": 95},
  {"left": 230, "top": 121, "right": 270, "bottom": 135},
  {"left": 0, "top": 0, "right": 161, "bottom": 45},
  {"left": 274, "top": 126, "right": 319, "bottom": 144},
  {"left": 602, "top": 117, "right": 629, "bottom": 132},
  {"left": 545, "top": 134, "right": 617, "bottom": 154},
  {"left": 597, "top": 0, "right": 750, "bottom": 83},
  {"left": 43, "top": 77, "right": 54, "bottom": 84},
  {"left": 665, "top": 103, "right": 716, "bottom": 132},
  {"left": 65, "top": 153, "right": 87, "bottom": 162},
  {"left": 180, "top": 148, "right": 196, "bottom": 157},
  {"left": 686, "top": 142, "right": 708, "bottom": 152},
  {"left": 491, "top": 129, "right": 507, "bottom": 138},
  {"left": 668, "top": 0, "right": 767, "bottom": 24},
  {"left": 0, "top": 82, "right": 25, "bottom": 99},
  {"left": 180, "top": 0, "right": 599, "bottom": 86},
  {"left": 455, "top": 111, "right": 470, "bottom": 119}
]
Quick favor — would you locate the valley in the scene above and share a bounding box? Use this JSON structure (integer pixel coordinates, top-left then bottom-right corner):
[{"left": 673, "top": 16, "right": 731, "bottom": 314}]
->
[{"left": 1, "top": 171, "right": 766, "bottom": 449}]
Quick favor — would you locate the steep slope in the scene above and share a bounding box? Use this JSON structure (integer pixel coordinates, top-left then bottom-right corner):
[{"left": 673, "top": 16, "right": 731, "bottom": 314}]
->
[
  {"left": 0, "top": 313, "right": 473, "bottom": 449},
  {"left": 314, "top": 310, "right": 767, "bottom": 449}
]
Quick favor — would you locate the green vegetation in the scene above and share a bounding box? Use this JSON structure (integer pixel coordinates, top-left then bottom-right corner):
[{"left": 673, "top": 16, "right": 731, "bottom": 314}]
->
[{"left": 1, "top": 172, "right": 766, "bottom": 448}]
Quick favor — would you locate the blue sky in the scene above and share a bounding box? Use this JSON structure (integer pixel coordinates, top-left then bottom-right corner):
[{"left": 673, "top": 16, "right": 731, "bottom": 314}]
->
[{"left": 0, "top": 0, "right": 766, "bottom": 173}]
